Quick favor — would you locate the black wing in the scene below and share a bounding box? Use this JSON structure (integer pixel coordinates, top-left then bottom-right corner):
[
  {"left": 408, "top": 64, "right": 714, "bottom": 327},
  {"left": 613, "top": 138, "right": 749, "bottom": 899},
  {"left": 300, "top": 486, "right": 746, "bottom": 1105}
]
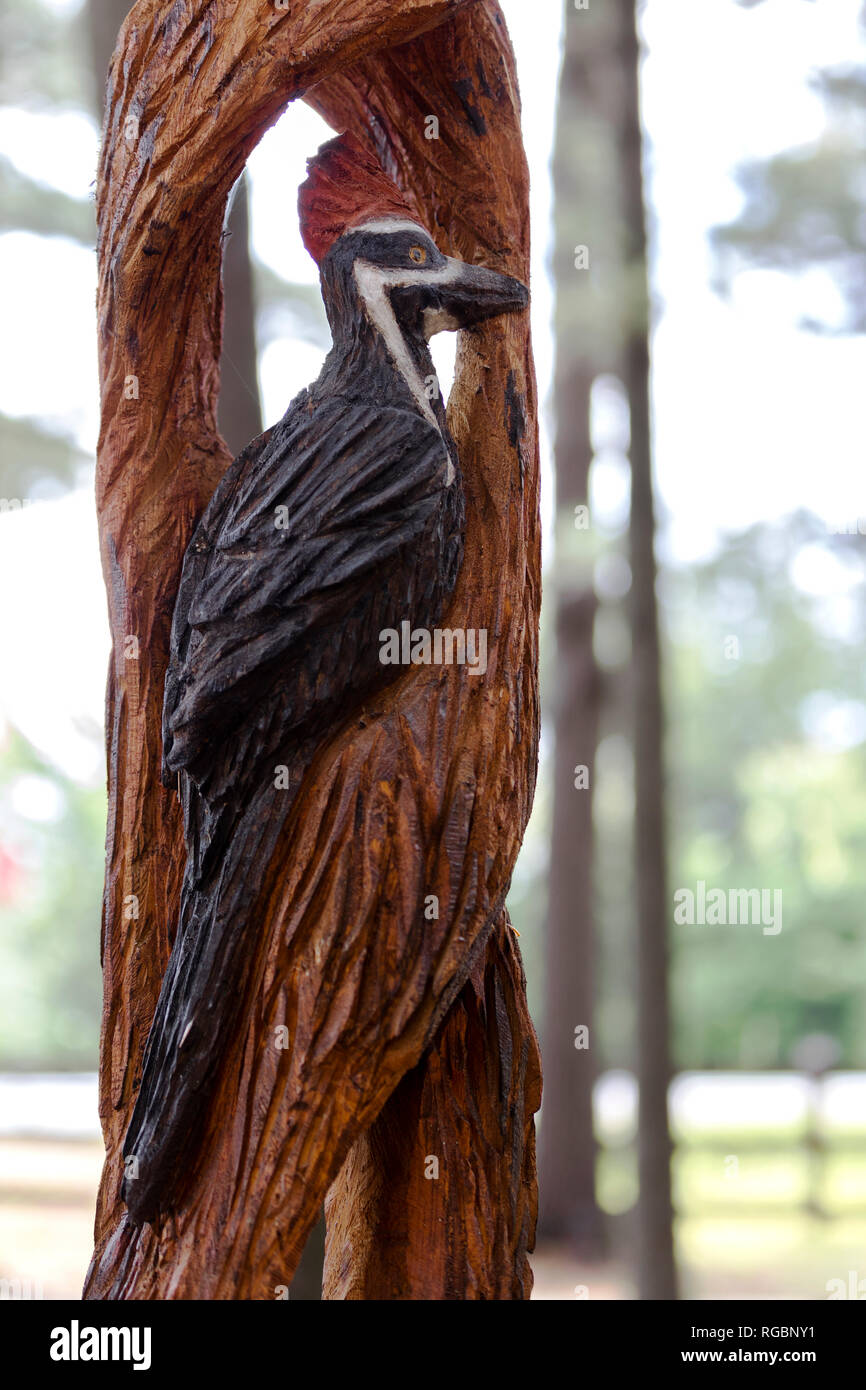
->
[{"left": 162, "top": 393, "right": 454, "bottom": 783}]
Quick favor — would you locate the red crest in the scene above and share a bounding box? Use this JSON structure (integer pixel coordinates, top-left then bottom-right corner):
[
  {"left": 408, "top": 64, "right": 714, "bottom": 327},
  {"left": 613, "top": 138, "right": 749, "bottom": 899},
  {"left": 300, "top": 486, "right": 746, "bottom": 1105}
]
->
[{"left": 298, "top": 131, "right": 423, "bottom": 267}]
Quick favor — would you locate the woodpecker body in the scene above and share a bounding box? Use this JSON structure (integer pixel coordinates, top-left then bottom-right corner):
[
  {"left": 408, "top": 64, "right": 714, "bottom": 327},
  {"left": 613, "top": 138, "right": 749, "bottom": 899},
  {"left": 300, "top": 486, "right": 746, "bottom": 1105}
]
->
[{"left": 121, "top": 136, "right": 527, "bottom": 1225}]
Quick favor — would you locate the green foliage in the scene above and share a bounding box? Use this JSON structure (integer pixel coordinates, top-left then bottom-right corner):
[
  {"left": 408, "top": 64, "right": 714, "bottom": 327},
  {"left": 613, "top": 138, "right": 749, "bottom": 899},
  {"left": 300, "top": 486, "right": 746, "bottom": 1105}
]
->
[
  {"left": 0, "top": 0, "right": 91, "bottom": 110},
  {"left": 713, "top": 60, "right": 866, "bottom": 333},
  {"left": 0, "top": 155, "right": 94, "bottom": 243},
  {"left": 0, "top": 0, "right": 96, "bottom": 508},
  {"left": 0, "top": 728, "right": 105, "bottom": 1069},
  {"left": 537, "top": 511, "right": 866, "bottom": 1072},
  {"left": 0, "top": 412, "right": 89, "bottom": 498},
  {"left": 665, "top": 513, "right": 866, "bottom": 1069},
  {"left": 695, "top": 8, "right": 866, "bottom": 1066}
]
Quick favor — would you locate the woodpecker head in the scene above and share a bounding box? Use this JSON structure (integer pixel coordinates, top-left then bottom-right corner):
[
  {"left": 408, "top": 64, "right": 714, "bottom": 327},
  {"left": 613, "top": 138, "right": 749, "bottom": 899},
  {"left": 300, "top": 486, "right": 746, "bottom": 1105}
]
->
[{"left": 298, "top": 132, "right": 529, "bottom": 346}]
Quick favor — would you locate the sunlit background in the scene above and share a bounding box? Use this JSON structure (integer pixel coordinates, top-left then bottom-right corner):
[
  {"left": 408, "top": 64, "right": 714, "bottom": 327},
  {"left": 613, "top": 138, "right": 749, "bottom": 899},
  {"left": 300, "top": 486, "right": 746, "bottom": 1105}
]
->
[{"left": 1, "top": 0, "right": 865, "bottom": 1299}]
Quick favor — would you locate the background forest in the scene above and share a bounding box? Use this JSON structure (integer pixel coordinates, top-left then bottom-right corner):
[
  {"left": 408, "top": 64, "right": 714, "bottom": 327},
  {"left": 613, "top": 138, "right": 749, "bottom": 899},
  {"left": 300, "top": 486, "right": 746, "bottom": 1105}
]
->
[{"left": 0, "top": 0, "right": 865, "bottom": 1299}]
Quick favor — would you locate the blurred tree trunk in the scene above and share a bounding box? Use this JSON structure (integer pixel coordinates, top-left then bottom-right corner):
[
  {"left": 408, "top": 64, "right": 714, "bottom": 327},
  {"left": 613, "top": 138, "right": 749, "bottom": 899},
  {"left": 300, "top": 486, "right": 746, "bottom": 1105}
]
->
[
  {"left": 540, "top": 589, "right": 602, "bottom": 1255},
  {"left": 538, "top": 0, "right": 619, "bottom": 1261},
  {"left": 85, "top": 0, "right": 127, "bottom": 113},
  {"left": 615, "top": 0, "right": 678, "bottom": 1300},
  {"left": 217, "top": 174, "right": 262, "bottom": 454}
]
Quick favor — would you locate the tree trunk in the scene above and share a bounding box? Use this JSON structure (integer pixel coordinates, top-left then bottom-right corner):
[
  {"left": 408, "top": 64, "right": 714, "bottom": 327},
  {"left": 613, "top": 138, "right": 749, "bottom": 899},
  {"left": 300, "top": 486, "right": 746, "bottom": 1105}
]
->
[
  {"left": 538, "top": 0, "right": 622, "bottom": 1260},
  {"left": 83, "top": 0, "right": 540, "bottom": 1301},
  {"left": 217, "top": 172, "right": 262, "bottom": 456},
  {"left": 540, "top": 590, "right": 602, "bottom": 1254},
  {"left": 85, "top": 0, "right": 128, "bottom": 112},
  {"left": 616, "top": 0, "right": 678, "bottom": 1301}
]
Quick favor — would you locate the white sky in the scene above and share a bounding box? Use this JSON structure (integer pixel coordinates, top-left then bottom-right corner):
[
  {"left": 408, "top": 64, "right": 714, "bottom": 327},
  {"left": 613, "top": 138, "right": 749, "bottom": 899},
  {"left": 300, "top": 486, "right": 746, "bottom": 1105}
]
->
[{"left": 0, "top": 0, "right": 863, "bottom": 781}]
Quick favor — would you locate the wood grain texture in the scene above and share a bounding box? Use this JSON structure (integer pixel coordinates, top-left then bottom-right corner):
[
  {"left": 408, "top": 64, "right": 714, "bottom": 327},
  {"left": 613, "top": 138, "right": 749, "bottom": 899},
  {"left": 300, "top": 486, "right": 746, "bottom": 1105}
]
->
[
  {"left": 85, "top": 0, "right": 541, "bottom": 1299},
  {"left": 324, "top": 910, "right": 540, "bottom": 1300}
]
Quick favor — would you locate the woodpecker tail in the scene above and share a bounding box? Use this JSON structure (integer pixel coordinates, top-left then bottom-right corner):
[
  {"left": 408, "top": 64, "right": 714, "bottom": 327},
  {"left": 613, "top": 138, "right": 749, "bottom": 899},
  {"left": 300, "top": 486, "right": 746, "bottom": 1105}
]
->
[{"left": 121, "top": 775, "right": 297, "bottom": 1225}]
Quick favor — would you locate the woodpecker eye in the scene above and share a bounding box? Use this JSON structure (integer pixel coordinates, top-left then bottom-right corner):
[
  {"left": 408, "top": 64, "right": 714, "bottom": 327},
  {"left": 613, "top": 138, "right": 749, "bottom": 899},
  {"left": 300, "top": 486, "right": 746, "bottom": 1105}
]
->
[{"left": 409, "top": 245, "right": 427, "bottom": 265}]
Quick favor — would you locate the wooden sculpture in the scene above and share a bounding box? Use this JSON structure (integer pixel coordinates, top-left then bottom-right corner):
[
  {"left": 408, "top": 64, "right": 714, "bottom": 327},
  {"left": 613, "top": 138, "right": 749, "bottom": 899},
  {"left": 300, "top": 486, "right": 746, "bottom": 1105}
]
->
[
  {"left": 86, "top": 0, "right": 542, "bottom": 1300},
  {"left": 122, "top": 131, "right": 528, "bottom": 1225}
]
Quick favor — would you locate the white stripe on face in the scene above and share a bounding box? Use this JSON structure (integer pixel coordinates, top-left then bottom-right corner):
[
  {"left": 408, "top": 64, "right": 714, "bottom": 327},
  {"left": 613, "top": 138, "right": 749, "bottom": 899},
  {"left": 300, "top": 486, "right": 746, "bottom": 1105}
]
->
[
  {"left": 353, "top": 256, "right": 462, "bottom": 484},
  {"left": 348, "top": 220, "right": 465, "bottom": 338},
  {"left": 349, "top": 218, "right": 431, "bottom": 238}
]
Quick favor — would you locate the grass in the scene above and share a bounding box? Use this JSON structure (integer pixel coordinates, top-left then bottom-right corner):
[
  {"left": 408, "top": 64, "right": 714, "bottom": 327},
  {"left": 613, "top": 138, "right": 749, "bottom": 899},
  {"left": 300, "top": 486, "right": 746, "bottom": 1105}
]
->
[{"left": 1, "top": 1129, "right": 863, "bottom": 1299}]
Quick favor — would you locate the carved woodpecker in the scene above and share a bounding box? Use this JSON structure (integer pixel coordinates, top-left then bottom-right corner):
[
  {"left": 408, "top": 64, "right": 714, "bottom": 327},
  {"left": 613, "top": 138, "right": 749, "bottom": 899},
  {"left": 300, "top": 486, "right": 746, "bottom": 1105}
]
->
[{"left": 121, "top": 132, "right": 528, "bottom": 1225}]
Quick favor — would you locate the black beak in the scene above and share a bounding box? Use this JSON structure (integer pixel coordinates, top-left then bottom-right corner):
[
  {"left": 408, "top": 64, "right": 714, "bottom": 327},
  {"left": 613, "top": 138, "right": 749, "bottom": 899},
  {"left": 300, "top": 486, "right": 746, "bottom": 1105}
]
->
[{"left": 426, "top": 257, "right": 529, "bottom": 333}]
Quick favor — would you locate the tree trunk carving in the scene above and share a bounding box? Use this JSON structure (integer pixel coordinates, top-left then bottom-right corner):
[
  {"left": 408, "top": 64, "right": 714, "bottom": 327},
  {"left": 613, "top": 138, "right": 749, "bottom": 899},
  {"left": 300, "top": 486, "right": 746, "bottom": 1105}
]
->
[{"left": 85, "top": 0, "right": 541, "bottom": 1301}]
